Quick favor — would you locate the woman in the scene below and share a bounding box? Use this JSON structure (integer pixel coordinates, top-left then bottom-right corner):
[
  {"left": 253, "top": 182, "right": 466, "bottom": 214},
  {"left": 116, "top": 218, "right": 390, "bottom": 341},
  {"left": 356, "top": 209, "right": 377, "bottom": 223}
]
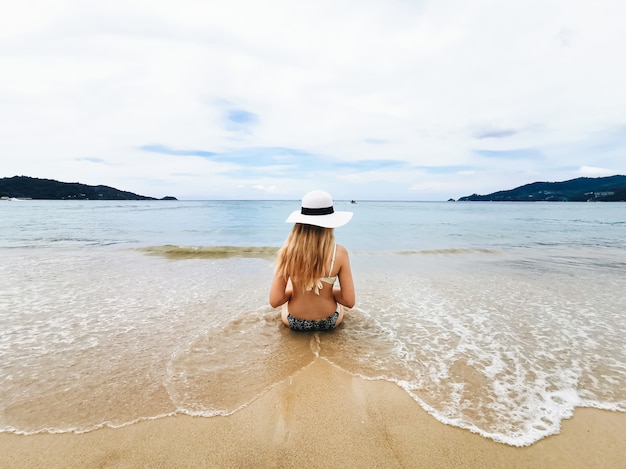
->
[{"left": 270, "top": 190, "right": 355, "bottom": 331}]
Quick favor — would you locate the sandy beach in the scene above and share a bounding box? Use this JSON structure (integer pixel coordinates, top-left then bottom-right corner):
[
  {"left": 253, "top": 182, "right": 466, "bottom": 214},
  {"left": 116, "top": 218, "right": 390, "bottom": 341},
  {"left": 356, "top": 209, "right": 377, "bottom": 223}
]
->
[{"left": 1, "top": 358, "right": 624, "bottom": 469}]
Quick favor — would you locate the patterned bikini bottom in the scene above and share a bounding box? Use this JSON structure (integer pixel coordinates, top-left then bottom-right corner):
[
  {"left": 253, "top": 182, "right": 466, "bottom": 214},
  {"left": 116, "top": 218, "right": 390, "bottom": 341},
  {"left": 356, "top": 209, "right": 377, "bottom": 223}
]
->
[{"left": 286, "top": 311, "right": 339, "bottom": 331}]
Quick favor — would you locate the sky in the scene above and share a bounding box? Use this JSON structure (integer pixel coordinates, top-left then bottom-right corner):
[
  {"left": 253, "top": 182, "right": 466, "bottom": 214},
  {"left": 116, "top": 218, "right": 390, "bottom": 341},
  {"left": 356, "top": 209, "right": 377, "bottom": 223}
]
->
[{"left": 1, "top": 0, "right": 625, "bottom": 200}]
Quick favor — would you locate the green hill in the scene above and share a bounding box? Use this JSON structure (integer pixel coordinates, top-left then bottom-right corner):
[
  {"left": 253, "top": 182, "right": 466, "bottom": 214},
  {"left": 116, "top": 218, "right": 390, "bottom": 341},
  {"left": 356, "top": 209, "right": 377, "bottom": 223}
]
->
[
  {"left": 458, "top": 175, "right": 626, "bottom": 202},
  {"left": 0, "top": 176, "right": 176, "bottom": 200}
]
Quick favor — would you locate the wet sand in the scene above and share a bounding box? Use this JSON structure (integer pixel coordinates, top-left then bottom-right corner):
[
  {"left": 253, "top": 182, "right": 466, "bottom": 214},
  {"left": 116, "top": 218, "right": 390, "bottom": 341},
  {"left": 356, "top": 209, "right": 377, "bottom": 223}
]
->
[{"left": 1, "top": 358, "right": 624, "bottom": 468}]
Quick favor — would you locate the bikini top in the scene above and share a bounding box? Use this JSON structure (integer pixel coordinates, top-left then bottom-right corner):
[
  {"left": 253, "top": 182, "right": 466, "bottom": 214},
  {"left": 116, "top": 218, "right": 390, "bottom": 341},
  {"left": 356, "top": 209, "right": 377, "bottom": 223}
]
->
[
  {"left": 320, "top": 244, "right": 338, "bottom": 285},
  {"left": 310, "top": 244, "right": 337, "bottom": 295}
]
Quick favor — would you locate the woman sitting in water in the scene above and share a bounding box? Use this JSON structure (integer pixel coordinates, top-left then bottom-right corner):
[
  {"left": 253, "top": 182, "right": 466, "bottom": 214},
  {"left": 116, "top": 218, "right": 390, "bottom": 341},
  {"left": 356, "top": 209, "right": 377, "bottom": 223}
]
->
[{"left": 270, "top": 190, "right": 355, "bottom": 331}]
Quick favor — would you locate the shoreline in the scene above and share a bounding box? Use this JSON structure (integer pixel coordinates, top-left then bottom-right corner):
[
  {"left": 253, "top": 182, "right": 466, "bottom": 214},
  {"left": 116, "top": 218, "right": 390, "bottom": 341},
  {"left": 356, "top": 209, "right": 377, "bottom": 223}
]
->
[{"left": 1, "top": 359, "right": 624, "bottom": 468}]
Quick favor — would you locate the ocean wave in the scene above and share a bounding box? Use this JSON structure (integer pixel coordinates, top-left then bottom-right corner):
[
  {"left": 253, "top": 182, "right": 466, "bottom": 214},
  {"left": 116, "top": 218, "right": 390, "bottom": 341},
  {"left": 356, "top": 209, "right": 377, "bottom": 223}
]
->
[
  {"left": 397, "top": 248, "right": 499, "bottom": 256},
  {"left": 138, "top": 245, "right": 279, "bottom": 259},
  {"left": 3, "top": 303, "right": 625, "bottom": 447},
  {"left": 139, "top": 245, "right": 501, "bottom": 260},
  {"left": 3, "top": 246, "right": 625, "bottom": 447}
]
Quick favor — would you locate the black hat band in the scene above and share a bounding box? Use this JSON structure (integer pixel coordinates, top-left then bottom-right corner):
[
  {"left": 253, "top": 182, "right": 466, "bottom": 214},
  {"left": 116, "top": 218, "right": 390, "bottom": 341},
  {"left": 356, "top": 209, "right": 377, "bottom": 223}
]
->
[{"left": 301, "top": 206, "right": 334, "bottom": 216}]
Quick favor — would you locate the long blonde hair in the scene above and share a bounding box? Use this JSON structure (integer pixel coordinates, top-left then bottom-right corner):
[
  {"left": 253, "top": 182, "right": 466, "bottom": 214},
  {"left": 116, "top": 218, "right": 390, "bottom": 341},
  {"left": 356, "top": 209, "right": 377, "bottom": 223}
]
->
[{"left": 275, "top": 223, "right": 335, "bottom": 294}]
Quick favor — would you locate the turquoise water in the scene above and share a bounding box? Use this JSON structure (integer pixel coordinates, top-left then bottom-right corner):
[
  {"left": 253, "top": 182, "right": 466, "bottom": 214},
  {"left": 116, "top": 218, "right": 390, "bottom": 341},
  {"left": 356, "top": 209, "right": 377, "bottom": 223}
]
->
[{"left": 1, "top": 200, "right": 625, "bottom": 445}]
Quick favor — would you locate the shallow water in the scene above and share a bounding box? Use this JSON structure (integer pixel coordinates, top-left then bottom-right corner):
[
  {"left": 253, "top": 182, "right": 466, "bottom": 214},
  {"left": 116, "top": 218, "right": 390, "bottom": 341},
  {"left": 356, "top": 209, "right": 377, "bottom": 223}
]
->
[{"left": 1, "top": 200, "right": 625, "bottom": 446}]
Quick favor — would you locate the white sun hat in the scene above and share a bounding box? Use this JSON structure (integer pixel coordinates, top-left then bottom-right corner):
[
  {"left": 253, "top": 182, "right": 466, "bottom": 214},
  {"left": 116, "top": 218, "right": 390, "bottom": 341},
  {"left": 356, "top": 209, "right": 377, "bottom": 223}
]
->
[{"left": 285, "top": 190, "right": 353, "bottom": 228}]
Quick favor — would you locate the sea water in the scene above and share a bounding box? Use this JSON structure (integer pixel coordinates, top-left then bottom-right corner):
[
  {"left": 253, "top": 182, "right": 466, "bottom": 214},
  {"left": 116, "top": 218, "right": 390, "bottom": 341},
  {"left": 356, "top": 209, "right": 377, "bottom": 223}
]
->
[{"left": 1, "top": 200, "right": 625, "bottom": 446}]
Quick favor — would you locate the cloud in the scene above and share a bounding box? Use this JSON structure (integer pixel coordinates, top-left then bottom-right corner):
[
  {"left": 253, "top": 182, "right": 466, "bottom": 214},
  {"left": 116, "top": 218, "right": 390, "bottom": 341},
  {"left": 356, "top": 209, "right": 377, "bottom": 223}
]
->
[
  {"left": 1, "top": 0, "right": 625, "bottom": 200},
  {"left": 577, "top": 166, "right": 616, "bottom": 177},
  {"left": 414, "top": 165, "right": 476, "bottom": 174},
  {"left": 251, "top": 184, "right": 278, "bottom": 193},
  {"left": 213, "top": 147, "right": 314, "bottom": 173},
  {"left": 77, "top": 157, "right": 107, "bottom": 164},
  {"left": 473, "top": 127, "right": 518, "bottom": 139},
  {"left": 555, "top": 28, "right": 577, "bottom": 47},
  {"left": 475, "top": 149, "right": 543, "bottom": 160},
  {"left": 335, "top": 159, "right": 408, "bottom": 171},
  {"left": 139, "top": 144, "right": 216, "bottom": 158},
  {"left": 138, "top": 144, "right": 412, "bottom": 177}
]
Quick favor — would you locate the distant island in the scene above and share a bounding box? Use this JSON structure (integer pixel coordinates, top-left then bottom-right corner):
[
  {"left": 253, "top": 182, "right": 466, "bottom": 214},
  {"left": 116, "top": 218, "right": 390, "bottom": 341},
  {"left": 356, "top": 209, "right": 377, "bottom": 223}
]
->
[
  {"left": 457, "top": 175, "right": 626, "bottom": 202},
  {"left": 0, "top": 176, "right": 177, "bottom": 201}
]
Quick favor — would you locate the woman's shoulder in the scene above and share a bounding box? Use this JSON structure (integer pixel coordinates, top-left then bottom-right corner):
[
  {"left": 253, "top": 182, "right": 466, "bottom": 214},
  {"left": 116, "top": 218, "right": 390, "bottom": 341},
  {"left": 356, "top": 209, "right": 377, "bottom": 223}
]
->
[{"left": 335, "top": 244, "right": 350, "bottom": 258}]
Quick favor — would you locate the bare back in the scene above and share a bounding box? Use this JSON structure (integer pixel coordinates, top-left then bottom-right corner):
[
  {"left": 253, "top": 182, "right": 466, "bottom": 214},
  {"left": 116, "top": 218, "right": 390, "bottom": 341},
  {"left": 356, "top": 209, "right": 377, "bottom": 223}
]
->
[{"left": 270, "top": 244, "right": 355, "bottom": 321}]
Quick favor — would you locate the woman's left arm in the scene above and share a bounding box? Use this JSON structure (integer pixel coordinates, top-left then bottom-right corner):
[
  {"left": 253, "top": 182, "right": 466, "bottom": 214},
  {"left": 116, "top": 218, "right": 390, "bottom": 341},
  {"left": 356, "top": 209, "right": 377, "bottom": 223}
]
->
[{"left": 333, "top": 246, "right": 355, "bottom": 308}]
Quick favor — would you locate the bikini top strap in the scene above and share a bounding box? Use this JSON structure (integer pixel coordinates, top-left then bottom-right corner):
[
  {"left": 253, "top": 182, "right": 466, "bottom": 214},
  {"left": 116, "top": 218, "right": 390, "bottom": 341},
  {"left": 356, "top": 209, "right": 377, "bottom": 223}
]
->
[{"left": 328, "top": 244, "right": 337, "bottom": 276}]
